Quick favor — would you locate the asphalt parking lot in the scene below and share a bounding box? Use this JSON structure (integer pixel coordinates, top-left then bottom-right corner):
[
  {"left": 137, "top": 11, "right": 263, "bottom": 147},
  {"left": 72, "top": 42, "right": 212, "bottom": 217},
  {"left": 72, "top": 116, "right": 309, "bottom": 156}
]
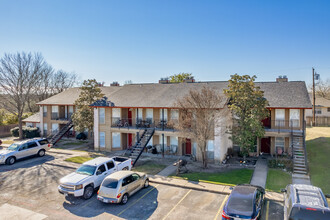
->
[{"left": 0, "top": 150, "right": 284, "bottom": 220}]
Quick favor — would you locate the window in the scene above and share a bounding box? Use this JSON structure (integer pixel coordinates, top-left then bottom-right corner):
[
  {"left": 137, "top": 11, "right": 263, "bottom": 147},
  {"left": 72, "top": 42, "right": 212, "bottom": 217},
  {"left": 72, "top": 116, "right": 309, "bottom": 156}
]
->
[
  {"left": 159, "top": 135, "right": 167, "bottom": 146},
  {"left": 99, "top": 108, "right": 105, "bottom": 124},
  {"left": 289, "top": 109, "right": 300, "bottom": 127},
  {"left": 27, "top": 142, "right": 38, "bottom": 149},
  {"left": 132, "top": 173, "right": 140, "bottom": 181},
  {"left": 38, "top": 139, "right": 49, "bottom": 145},
  {"left": 43, "top": 106, "right": 47, "bottom": 117},
  {"left": 275, "top": 137, "right": 285, "bottom": 155},
  {"left": 68, "top": 106, "right": 74, "bottom": 118},
  {"left": 106, "top": 161, "right": 115, "bottom": 169},
  {"left": 136, "top": 108, "right": 143, "bottom": 120},
  {"left": 26, "top": 122, "right": 33, "bottom": 127},
  {"left": 171, "top": 109, "right": 179, "bottom": 120},
  {"left": 315, "top": 108, "right": 322, "bottom": 114},
  {"left": 52, "top": 123, "right": 59, "bottom": 133},
  {"left": 112, "top": 132, "right": 121, "bottom": 148},
  {"left": 112, "top": 108, "right": 121, "bottom": 117},
  {"left": 102, "top": 178, "right": 118, "bottom": 189},
  {"left": 43, "top": 123, "right": 48, "bottom": 135},
  {"left": 275, "top": 109, "right": 285, "bottom": 127},
  {"left": 147, "top": 136, "right": 153, "bottom": 146},
  {"left": 36, "top": 123, "right": 40, "bottom": 129},
  {"left": 160, "top": 109, "right": 168, "bottom": 121},
  {"left": 192, "top": 142, "right": 197, "bottom": 156},
  {"left": 146, "top": 108, "right": 153, "bottom": 120},
  {"left": 96, "top": 164, "right": 106, "bottom": 175},
  {"left": 52, "top": 106, "right": 58, "bottom": 113},
  {"left": 170, "top": 136, "right": 178, "bottom": 146},
  {"left": 99, "top": 132, "right": 105, "bottom": 148},
  {"left": 122, "top": 175, "right": 133, "bottom": 186},
  {"left": 20, "top": 143, "right": 29, "bottom": 151},
  {"left": 207, "top": 140, "right": 214, "bottom": 159}
]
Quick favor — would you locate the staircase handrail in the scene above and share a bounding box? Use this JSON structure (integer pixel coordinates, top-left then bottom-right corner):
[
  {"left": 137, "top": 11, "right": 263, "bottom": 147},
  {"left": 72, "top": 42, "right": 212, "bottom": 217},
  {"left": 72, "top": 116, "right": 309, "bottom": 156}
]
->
[{"left": 132, "top": 128, "right": 155, "bottom": 167}]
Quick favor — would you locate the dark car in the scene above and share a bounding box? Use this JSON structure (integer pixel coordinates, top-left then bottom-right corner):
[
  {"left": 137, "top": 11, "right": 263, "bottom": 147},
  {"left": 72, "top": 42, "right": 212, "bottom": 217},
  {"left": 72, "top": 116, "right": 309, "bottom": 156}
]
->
[
  {"left": 282, "top": 184, "right": 330, "bottom": 220},
  {"left": 222, "top": 184, "right": 265, "bottom": 220}
]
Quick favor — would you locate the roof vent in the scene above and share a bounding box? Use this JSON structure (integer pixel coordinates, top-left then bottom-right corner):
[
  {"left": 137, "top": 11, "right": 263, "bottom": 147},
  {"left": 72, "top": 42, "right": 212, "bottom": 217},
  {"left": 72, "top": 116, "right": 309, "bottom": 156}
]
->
[
  {"left": 183, "top": 76, "right": 195, "bottom": 83},
  {"left": 159, "top": 77, "right": 169, "bottom": 84},
  {"left": 276, "top": 75, "right": 288, "bottom": 82},
  {"left": 110, "top": 81, "right": 119, "bottom": 86}
]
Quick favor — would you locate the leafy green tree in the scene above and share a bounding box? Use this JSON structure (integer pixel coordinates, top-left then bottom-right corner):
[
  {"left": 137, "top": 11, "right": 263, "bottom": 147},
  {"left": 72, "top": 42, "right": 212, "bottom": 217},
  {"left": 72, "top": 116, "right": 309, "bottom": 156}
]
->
[
  {"left": 169, "top": 73, "right": 193, "bottom": 83},
  {"left": 224, "top": 74, "right": 269, "bottom": 158},
  {"left": 72, "top": 79, "right": 104, "bottom": 133}
]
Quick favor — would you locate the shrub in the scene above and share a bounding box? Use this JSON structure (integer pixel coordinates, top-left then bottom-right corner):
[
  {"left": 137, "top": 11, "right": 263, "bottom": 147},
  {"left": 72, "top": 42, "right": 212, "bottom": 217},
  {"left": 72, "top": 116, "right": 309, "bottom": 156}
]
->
[
  {"left": 10, "top": 126, "right": 40, "bottom": 138},
  {"left": 268, "top": 158, "right": 293, "bottom": 172}
]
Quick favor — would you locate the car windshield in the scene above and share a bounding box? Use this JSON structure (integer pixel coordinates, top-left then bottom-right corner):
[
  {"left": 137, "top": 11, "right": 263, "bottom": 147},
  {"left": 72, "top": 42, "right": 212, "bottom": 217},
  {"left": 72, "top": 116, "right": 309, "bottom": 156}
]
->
[
  {"left": 7, "top": 144, "right": 20, "bottom": 151},
  {"left": 102, "top": 178, "right": 118, "bottom": 189},
  {"left": 76, "top": 165, "right": 96, "bottom": 176}
]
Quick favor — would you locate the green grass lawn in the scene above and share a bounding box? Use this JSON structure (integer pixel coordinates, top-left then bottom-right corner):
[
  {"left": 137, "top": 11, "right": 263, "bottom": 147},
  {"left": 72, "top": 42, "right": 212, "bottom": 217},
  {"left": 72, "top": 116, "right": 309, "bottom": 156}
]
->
[
  {"left": 65, "top": 156, "right": 93, "bottom": 164},
  {"left": 132, "top": 161, "right": 167, "bottom": 175},
  {"left": 175, "top": 169, "right": 253, "bottom": 186},
  {"left": 306, "top": 127, "right": 330, "bottom": 195},
  {"left": 266, "top": 169, "right": 291, "bottom": 192}
]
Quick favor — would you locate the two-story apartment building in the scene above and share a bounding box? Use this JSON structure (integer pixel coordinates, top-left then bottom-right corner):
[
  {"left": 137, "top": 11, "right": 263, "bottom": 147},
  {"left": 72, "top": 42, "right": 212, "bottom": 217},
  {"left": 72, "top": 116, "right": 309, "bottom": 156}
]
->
[
  {"left": 34, "top": 78, "right": 311, "bottom": 167},
  {"left": 305, "top": 93, "right": 330, "bottom": 126}
]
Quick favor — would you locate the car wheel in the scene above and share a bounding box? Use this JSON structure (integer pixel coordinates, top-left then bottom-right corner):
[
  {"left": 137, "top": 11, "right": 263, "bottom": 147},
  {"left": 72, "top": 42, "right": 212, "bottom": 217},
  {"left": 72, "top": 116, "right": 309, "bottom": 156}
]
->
[
  {"left": 121, "top": 193, "right": 128, "bottom": 205},
  {"left": 38, "top": 149, "right": 45, "bottom": 157},
  {"left": 122, "top": 167, "right": 128, "bottom": 170},
  {"left": 83, "top": 186, "right": 94, "bottom": 200},
  {"left": 6, "top": 157, "right": 16, "bottom": 165},
  {"left": 144, "top": 179, "right": 149, "bottom": 188}
]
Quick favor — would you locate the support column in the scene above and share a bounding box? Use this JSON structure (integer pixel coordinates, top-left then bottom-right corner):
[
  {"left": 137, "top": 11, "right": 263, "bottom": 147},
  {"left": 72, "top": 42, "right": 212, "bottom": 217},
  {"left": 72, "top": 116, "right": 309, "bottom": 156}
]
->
[
  {"left": 40, "top": 106, "right": 43, "bottom": 136},
  {"left": 94, "top": 108, "right": 99, "bottom": 151}
]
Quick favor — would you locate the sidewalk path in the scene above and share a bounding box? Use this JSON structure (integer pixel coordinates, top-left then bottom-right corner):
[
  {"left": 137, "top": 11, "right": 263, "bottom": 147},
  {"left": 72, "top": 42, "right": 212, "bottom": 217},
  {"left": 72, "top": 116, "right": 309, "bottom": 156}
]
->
[
  {"left": 250, "top": 158, "right": 268, "bottom": 188},
  {"left": 292, "top": 173, "right": 311, "bottom": 185},
  {"left": 157, "top": 164, "right": 177, "bottom": 177},
  {"left": 149, "top": 175, "right": 283, "bottom": 202}
]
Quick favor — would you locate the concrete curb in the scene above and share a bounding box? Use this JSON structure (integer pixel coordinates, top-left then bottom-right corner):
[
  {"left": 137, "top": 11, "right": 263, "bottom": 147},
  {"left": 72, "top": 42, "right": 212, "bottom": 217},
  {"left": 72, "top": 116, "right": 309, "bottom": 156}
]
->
[{"left": 149, "top": 175, "right": 284, "bottom": 202}]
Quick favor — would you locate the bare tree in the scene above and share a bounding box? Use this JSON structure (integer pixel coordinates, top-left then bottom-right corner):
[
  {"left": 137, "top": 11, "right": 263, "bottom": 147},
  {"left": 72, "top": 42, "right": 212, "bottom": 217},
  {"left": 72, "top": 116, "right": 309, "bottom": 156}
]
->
[
  {"left": 51, "top": 70, "right": 78, "bottom": 94},
  {"left": 175, "top": 86, "right": 226, "bottom": 168},
  {"left": 315, "top": 79, "right": 330, "bottom": 99},
  {"left": 0, "top": 52, "right": 46, "bottom": 139}
]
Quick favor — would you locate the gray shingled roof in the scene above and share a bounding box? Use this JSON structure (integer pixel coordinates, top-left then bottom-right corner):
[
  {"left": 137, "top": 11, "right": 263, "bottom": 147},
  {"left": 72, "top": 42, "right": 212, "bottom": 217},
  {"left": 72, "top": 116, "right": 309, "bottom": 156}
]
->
[
  {"left": 23, "top": 112, "right": 40, "bottom": 123},
  {"left": 37, "top": 81, "right": 312, "bottom": 109}
]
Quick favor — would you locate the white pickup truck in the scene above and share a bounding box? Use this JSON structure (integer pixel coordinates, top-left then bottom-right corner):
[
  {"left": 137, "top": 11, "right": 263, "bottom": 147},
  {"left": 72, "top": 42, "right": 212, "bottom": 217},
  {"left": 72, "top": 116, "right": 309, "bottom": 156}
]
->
[{"left": 58, "top": 156, "right": 132, "bottom": 199}]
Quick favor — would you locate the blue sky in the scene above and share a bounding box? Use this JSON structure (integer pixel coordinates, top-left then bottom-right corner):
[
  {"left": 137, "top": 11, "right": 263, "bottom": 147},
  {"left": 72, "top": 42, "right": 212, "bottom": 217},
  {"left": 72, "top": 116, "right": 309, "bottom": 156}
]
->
[{"left": 0, "top": 0, "right": 329, "bottom": 85}]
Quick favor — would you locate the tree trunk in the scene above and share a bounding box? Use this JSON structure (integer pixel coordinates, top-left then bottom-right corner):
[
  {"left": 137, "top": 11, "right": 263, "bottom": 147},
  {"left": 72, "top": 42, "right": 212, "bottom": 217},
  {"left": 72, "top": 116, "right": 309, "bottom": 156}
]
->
[{"left": 18, "top": 115, "right": 23, "bottom": 140}]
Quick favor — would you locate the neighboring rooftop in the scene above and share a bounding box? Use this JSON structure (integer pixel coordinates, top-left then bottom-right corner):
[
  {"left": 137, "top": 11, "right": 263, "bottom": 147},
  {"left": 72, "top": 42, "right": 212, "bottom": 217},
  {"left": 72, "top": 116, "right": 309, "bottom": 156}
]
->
[
  {"left": 22, "top": 112, "right": 40, "bottom": 123},
  {"left": 37, "top": 80, "right": 312, "bottom": 109},
  {"left": 308, "top": 93, "right": 330, "bottom": 107}
]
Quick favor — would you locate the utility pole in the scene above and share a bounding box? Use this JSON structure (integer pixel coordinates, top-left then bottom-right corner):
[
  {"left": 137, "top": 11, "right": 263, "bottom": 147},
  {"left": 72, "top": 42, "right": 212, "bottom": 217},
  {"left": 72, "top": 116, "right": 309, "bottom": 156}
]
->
[{"left": 312, "top": 67, "right": 316, "bottom": 126}]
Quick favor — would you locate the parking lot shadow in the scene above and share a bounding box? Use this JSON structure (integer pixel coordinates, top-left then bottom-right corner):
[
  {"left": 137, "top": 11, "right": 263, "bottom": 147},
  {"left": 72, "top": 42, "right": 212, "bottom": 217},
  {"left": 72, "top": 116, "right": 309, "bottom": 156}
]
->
[
  {"left": 63, "top": 186, "right": 159, "bottom": 219},
  {"left": 261, "top": 199, "right": 284, "bottom": 220},
  {"left": 0, "top": 154, "right": 55, "bottom": 173}
]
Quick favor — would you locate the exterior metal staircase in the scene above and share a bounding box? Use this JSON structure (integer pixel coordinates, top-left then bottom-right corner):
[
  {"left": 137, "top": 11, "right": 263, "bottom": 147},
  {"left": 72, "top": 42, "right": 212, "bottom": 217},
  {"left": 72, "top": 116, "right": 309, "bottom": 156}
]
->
[
  {"left": 129, "top": 128, "right": 155, "bottom": 167},
  {"left": 48, "top": 120, "right": 74, "bottom": 145},
  {"left": 292, "top": 134, "right": 308, "bottom": 175}
]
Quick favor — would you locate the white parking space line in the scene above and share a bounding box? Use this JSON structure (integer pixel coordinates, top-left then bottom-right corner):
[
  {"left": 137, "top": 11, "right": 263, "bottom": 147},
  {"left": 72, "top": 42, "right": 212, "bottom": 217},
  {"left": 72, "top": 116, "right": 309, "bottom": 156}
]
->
[
  {"left": 161, "top": 189, "right": 192, "bottom": 220},
  {"left": 213, "top": 195, "right": 228, "bottom": 220},
  {"left": 117, "top": 184, "right": 160, "bottom": 217}
]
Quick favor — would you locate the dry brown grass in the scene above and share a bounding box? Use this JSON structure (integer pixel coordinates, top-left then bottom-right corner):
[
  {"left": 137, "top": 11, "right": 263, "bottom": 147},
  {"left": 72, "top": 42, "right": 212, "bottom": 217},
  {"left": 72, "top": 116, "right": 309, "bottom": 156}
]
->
[{"left": 306, "top": 127, "right": 330, "bottom": 141}]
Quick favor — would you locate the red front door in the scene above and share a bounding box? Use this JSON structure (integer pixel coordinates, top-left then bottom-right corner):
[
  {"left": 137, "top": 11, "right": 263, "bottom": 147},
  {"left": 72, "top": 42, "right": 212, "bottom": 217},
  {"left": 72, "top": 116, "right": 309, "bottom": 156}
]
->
[
  {"left": 261, "top": 137, "right": 271, "bottom": 154},
  {"left": 128, "top": 134, "right": 133, "bottom": 148},
  {"left": 186, "top": 139, "right": 191, "bottom": 154},
  {"left": 128, "top": 109, "right": 132, "bottom": 126}
]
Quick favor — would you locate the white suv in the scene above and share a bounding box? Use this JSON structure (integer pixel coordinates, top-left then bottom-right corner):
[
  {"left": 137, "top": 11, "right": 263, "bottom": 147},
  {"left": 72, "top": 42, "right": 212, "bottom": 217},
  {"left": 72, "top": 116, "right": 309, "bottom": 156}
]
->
[{"left": 0, "top": 138, "right": 52, "bottom": 165}]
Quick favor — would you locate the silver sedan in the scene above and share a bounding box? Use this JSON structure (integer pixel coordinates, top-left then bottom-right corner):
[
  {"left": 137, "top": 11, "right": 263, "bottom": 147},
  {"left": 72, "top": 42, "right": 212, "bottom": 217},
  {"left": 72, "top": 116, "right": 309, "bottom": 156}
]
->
[{"left": 97, "top": 170, "right": 149, "bottom": 204}]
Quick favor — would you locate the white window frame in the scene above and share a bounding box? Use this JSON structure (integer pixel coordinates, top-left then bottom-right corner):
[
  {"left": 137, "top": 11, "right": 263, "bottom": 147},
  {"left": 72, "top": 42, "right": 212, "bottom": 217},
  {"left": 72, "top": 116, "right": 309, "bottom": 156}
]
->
[
  {"left": 275, "top": 109, "right": 285, "bottom": 127},
  {"left": 146, "top": 109, "right": 153, "bottom": 120},
  {"left": 99, "top": 108, "right": 105, "bottom": 124},
  {"left": 275, "top": 137, "right": 285, "bottom": 155},
  {"left": 171, "top": 109, "right": 179, "bottom": 120},
  {"left": 112, "top": 132, "right": 121, "bottom": 148},
  {"left": 289, "top": 109, "right": 300, "bottom": 127},
  {"left": 99, "top": 132, "right": 105, "bottom": 148},
  {"left": 160, "top": 109, "right": 168, "bottom": 121},
  {"left": 136, "top": 108, "right": 143, "bottom": 120}
]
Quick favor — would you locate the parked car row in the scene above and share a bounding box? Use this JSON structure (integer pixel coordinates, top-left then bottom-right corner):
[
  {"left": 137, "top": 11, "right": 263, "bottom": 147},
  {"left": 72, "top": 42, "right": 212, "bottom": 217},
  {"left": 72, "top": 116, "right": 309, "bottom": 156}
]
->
[
  {"left": 222, "top": 184, "right": 330, "bottom": 220},
  {"left": 58, "top": 156, "right": 149, "bottom": 204}
]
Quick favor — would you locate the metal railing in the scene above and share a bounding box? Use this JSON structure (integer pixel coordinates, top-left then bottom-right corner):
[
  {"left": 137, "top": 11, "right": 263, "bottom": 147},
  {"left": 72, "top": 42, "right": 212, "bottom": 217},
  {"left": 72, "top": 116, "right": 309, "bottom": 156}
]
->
[
  {"left": 111, "top": 117, "right": 177, "bottom": 131},
  {"left": 264, "top": 119, "right": 301, "bottom": 131}
]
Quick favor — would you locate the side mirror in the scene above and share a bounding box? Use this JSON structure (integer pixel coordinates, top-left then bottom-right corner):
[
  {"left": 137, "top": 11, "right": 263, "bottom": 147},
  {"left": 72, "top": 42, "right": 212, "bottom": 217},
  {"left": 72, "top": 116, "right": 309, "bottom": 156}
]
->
[
  {"left": 96, "top": 170, "right": 102, "bottom": 175},
  {"left": 281, "top": 188, "right": 287, "bottom": 193}
]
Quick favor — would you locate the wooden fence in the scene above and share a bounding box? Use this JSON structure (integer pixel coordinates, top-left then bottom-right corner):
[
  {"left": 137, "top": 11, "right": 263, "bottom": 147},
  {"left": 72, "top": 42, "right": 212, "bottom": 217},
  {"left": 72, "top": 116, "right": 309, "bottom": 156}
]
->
[
  {"left": 306, "top": 116, "right": 330, "bottom": 127},
  {"left": 0, "top": 124, "right": 18, "bottom": 138}
]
